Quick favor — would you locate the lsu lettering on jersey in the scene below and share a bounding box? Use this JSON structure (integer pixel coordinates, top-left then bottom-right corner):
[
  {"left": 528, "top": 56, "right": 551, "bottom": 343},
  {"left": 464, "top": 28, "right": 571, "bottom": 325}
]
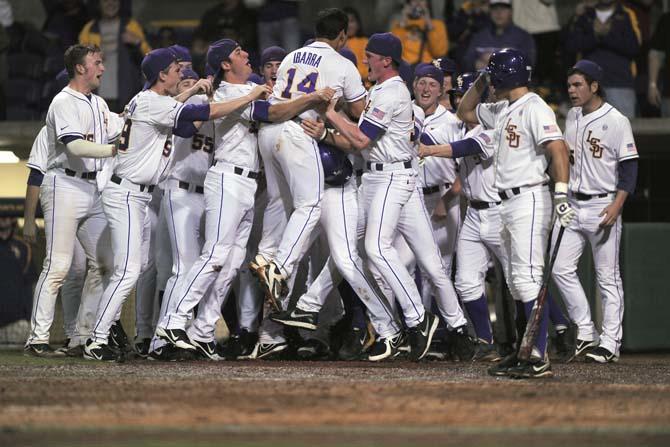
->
[
  {"left": 564, "top": 103, "right": 639, "bottom": 195},
  {"left": 46, "top": 86, "right": 122, "bottom": 173},
  {"left": 115, "top": 90, "right": 185, "bottom": 185},
  {"left": 213, "top": 81, "right": 266, "bottom": 171},
  {"left": 272, "top": 41, "right": 366, "bottom": 120},
  {"left": 360, "top": 76, "right": 416, "bottom": 163},
  {"left": 475, "top": 92, "right": 563, "bottom": 191},
  {"left": 456, "top": 126, "right": 501, "bottom": 203},
  {"left": 169, "top": 95, "right": 213, "bottom": 186},
  {"left": 418, "top": 105, "right": 462, "bottom": 187}
]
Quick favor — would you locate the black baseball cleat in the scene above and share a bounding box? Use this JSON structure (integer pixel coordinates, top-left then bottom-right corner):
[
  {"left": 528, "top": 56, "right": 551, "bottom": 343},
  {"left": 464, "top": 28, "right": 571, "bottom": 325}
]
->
[
  {"left": 23, "top": 343, "right": 63, "bottom": 358},
  {"left": 472, "top": 339, "right": 502, "bottom": 362},
  {"left": 553, "top": 328, "right": 571, "bottom": 360},
  {"left": 451, "top": 326, "right": 476, "bottom": 361},
  {"left": 408, "top": 312, "right": 439, "bottom": 361},
  {"left": 222, "top": 329, "right": 258, "bottom": 359},
  {"left": 190, "top": 339, "right": 224, "bottom": 361},
  {"left": 261, "top": 263, "right": 289, "bottom": 312},
  {"left": 368, "top": 332, "right": 405, "bottom": 362},
  {"left": 155, "top": 327, "right": 196, "bottom": 350},
  {"left": 337, "top": 326, "right": 373, "bottom": 360},
  {"left": 55, "top": 338, "right": 70, "bottom": 355},
  {"left": 585, "top": 346, "right": 619, "bottom": 364},
  {"left": 487, "top": 353, "right": 520, "bottom": 377},
  {"left": 565, "top": 339, "right": 599, "bottom": 363},
  {"left": 108, "top": 320, "right": 130, "bottom": 351},
  {"left": 270, "top": 307, "right": 319, "bottom": 331},
  {"left": 148, "top": 344, "right": 195, "bottom": 362},
  {"left": 65, "top": 344, "right": 84, "bottom": 358},
  {"left": 297, "top": 338, "right": 330, "bottom": 360},
  {"left": 134, "top": 338, "right": 151, "bottom": 358},
  {"left": 508, "top": 357, "right": 554, "bottom": 379},
  {"left": 83, "top": 339, "right": 119, "bottom": 361},
  {"left": 243, "top": 341, "right": 288, "bottom": 360}
]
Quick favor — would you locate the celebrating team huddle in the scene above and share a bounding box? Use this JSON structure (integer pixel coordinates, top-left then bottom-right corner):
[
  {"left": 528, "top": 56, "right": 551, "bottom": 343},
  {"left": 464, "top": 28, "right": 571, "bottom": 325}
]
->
[{"left": 22, "top": 8, "right": 637, "bottom": 379}]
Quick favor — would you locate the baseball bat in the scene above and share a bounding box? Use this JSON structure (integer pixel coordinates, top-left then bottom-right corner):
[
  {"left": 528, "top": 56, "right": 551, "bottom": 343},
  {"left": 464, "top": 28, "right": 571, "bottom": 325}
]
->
[{"left": 517, "top": 225, "right": 565, "bottom": 361}]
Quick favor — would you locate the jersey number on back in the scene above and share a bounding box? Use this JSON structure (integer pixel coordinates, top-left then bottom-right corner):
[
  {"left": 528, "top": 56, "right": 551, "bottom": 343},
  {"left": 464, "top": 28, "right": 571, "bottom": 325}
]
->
[
  {"left": 281, "top": 68, "right": 319, "bottom": 98},
  {"left": 192, "top": 134, "right": 214, "bottom": 153},
  {"left": 118, "top": 119, "right": 132, "bottom": 152}
]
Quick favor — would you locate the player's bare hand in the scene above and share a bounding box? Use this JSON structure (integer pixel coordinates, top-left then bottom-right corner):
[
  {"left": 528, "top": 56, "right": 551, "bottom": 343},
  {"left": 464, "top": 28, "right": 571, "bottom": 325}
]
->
[
  {"left": 250, "top": 84, "right": 271, "bottom": 100},
  {"left": 193, "top": 78, "right": 213, "bottom": 96},
  {"left": 23, "top": 219, "right": 37, "bottom": 244},
  {"left": 599, "top": 200, "right": 623, "bottom": 227},
  {"left": 301, "top": 118, "right": 325, "bottom": 139},
  {"left": 314, "top": 87, "right": 336, "bottom": 103},
  {"left": 648, "top": 84, "right": 662, "bottom": 108},
  {"left": 418, "top": 143, "right": 432, "bottom": 158}
]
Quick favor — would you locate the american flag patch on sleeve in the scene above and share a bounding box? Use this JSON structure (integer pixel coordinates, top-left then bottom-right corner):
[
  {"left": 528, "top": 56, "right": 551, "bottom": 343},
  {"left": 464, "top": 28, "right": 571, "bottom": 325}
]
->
[
  {"left": 543, "top": 124, "right": 559, "bottom": 133},
  {"left": 371, "top": 107, "right": 386, "bottom": 120},
  {"left": 626, "top": 143, "right": 637, "bottom": 153},
  {"left": 478, "top": 132, "right": 491, "bottom": 144}
]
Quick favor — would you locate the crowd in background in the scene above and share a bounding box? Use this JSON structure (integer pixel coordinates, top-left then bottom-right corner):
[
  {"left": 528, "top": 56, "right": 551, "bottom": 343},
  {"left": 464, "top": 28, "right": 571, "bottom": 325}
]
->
[{"left": 0, "top": 0, "right": 668, "bottom": 119}]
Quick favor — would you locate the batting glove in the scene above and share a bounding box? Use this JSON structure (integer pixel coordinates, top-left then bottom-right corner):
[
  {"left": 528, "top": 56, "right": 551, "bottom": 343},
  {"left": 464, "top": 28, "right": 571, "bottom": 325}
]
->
[{"left": 554, "top": 182, "right": 576, "bottom": 227}]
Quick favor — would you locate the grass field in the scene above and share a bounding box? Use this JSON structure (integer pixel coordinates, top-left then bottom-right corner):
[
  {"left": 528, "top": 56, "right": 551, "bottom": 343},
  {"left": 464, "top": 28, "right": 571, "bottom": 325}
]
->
[{"left": 1, "top": 350, "right": 669, "bottom": 447}]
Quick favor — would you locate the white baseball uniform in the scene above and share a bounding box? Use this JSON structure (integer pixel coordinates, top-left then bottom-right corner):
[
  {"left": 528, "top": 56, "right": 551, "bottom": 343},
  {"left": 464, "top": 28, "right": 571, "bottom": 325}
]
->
[
  {"left": 257, "top": 41, "right": 367, "bottom": 281},
  {"left": 454, "top": 125, "right": 506, "bottom": 304},
  {"left": 475, "top": 92, "right": 563, "bottom": 305},
  {"left": 90, "top": 89, "right": 183, "bottom": 345},
  {"left": 359, "top": 76, "right": 467, "bottom": 330},
  {"left": 150, "top": 95, "right": 213, "bottom": 349},
  {"left": 27, "top": 126, "right": 87, "bottom": 344},
  {"left": 161, "top": 81, "right": 262, "bottom": 343},
  {"left": 26, "top": 87, "right": 120, "bottom": 346},
  {"left": 551, "top": 103, "right": 637, "bottom": 356},
  {"left": 414, "top": 105, "right": 463, "bottom": 308}
]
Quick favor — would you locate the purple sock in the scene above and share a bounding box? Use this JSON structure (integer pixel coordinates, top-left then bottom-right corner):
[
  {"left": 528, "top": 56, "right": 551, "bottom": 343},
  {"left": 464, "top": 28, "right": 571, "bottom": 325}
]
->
[
  {"left": 547, "top": 292, "right": 569, "bottom": 330},
  {"left": 524, "top": 300, "right": 549, "bottom": 357},
  {"left": 464, "top": 295, "right": 493, "bottom": 343}
]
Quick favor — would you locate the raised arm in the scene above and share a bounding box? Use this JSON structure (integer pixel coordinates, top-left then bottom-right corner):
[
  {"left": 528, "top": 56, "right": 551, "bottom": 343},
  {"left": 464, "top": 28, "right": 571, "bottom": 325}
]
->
[
  {"left": 265, "top": 88, "right": 335, "bottom": 122},
  {"left": 456, "top": 73, "right": 488, "bottom": 125}
]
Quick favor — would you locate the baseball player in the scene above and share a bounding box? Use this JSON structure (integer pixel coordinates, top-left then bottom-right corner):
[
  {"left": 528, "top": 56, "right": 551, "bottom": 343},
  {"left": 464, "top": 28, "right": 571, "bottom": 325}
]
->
[
  {"left": 155, "top": 40, "right": 334, "bottom": 359},
  {"left": 24, "top": 44, "right": 122, "bottom": 357},
  {"left": 141, "top": 67, "right": 206, "bottom": 359},
  {"left": 420, "top": 48, "right": 576, "bottom": 378},
  {"left": 320, "top": 32, "right": 473, "bottom": 361},
  {"left": 251, "top": 8, "right": 368, "bottom": 314},
  {"left": 83, "top": 47, "right": 269, "bottom": 361},
  {"left": 551, "top": 60, "right": 638, "bottom": 364},
  {"left": 411, "top": 63, "right": 465, "bottom": 334},
  {"left": 432, "top": 57, "right": 458, "bottom": 110},
  {"left": 260, "top": 46, "right": 286, "bottom": 87}
]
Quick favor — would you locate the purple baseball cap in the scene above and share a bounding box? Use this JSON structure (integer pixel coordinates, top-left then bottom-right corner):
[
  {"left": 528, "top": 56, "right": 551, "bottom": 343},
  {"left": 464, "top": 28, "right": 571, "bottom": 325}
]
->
[
  {"left": 169, "top": 44, "right": 192, "bottom": 63},
  {"left": 366, "top": 33, "right": 403, "bottom": 65},
  {"left": 339, "top": 47, "right": 358, "bottom": 67},
  {"left": 141, "top": 48, "right": 178, "bottom": 90},
  {"left": 572, "top": 59, "right": 604, "bottom": 83},
  {"left": 261, "top": 46, "right": 287, "bottom": 66},
  {"left": 433, "top": 57, "right": 457, "bottom": 75},
  {"left": 414, "top": 62, "right": 444, "bottom": 85},
  {"left": 55, "top": 68, "right": 69, "bottom": 90},
  {"left": 180, "top": 68, "right": 199, "bottom": 81},
  {"left": 207, "top": 38, "right": 239, "bottom": 78}
]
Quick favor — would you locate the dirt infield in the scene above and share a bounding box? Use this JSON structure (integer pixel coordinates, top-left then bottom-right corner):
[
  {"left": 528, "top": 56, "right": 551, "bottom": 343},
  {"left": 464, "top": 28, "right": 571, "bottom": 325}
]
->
[{"left": 1, "top": 351, "right": 669, "bottom": 447}]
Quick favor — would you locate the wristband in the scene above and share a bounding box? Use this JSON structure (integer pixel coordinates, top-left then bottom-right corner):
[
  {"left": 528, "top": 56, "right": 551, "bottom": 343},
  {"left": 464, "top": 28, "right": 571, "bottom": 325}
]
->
[{"left": 554, "top": 182, "right": 568, "bottom": 195}]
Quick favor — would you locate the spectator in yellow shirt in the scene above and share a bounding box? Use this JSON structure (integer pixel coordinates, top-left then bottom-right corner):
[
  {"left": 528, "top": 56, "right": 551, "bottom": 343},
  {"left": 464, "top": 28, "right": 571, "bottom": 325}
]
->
[
  {"left": 343, "top": 7, "right": 368, "bottom": 81},
  {"left": 390, "top": 0, "right": 448, "bottom": 66},
  {"left": 79, "top": 0, "right": 150, "bottom": 112}
]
